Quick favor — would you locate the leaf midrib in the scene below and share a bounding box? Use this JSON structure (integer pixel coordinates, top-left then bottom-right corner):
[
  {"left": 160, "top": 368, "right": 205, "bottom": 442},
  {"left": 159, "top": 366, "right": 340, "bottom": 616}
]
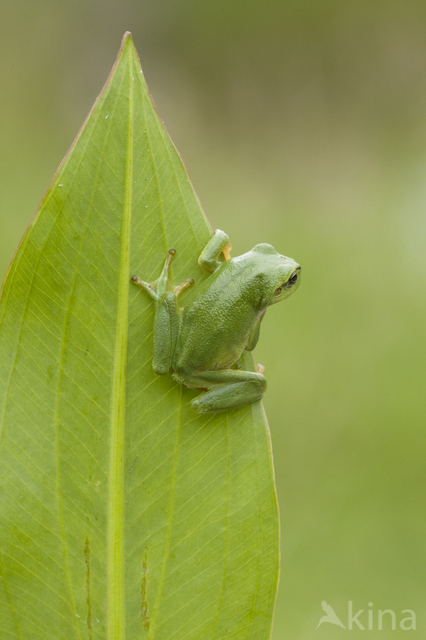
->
[{"left": 107, "top": 50, "right": 133, "bottom": 640}]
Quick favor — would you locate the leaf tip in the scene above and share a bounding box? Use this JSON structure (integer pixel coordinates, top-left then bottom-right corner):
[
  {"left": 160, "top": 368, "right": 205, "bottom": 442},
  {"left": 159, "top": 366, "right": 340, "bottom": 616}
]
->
[
  {"left": 117, "top": 31, "right": 143, "bottom": 70},
  {"left": 118, "top": 31, "right": 135, "bottom": 56},
  {"left": 122, "top": 30, "right": 133, "bottom": 44}
]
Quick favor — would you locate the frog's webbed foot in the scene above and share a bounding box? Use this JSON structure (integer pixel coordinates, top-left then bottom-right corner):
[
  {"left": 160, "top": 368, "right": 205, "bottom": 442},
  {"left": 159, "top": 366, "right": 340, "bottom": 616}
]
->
[{"left": 131, "top": 248, "right": 194, "bottom": 299}]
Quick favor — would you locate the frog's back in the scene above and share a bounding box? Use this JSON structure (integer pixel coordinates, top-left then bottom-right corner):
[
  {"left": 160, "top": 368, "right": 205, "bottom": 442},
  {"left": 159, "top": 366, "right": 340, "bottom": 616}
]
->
[{"left": 172, "top": 258, "right": 262, "bottom": 379}]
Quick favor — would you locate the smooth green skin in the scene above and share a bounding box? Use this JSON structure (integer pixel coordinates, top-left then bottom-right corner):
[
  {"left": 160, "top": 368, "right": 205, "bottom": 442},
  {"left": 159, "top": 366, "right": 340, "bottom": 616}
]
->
[{"left": 132, "top": 229, "right": 301, "bottom": 413}]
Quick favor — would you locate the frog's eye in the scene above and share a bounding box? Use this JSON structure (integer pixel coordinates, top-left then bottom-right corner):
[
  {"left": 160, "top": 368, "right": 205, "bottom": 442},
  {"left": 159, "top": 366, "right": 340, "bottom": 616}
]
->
[{"left": 285, "top": 272, "right": 298, "bottom": 288}]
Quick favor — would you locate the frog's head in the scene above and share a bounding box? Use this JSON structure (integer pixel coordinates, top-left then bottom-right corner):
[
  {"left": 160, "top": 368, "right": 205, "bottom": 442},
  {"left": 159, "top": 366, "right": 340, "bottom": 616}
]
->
[{"left": 251, "top": 243, "right": 301, "bottom": 306}]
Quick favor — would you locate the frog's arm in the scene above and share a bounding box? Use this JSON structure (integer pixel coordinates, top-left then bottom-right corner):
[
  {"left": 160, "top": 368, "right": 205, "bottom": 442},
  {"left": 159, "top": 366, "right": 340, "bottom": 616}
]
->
[
  {"left": 198, "top": 229, "right": 232, "bottom": 273},
  {"left": 131, "top": 250, "right": 193, "bottom": 375},
  {"left": 245, "top": 310, "right": 266, "bottom": 351},
  {"left": 186, "top": 368, "right": 267, "bottom": 414},
  {"left": 150, "top": 292, "right": 179, "bottom": 374}
]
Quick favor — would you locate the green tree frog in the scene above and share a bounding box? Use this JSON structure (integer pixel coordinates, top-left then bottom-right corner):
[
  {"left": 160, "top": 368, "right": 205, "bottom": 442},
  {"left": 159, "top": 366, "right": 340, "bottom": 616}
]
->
[{"left": 131, "top": 230, "right": 301, "bottom": 414}]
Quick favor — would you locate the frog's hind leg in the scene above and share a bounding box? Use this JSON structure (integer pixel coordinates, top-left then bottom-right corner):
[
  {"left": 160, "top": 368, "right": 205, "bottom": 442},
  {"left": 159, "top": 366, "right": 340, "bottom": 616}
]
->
[{"left": 186, "top": 369, "right": 267, "bottom": 414}]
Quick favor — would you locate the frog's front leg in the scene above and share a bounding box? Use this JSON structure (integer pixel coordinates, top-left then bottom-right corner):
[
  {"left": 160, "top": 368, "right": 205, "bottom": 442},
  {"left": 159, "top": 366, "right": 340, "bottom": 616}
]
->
[
  {"left": 185, "top": 369, "right": 267, "bottom": 414},
  {"left": 131, "top": 249, "right": 193, "bottom": 375},
  {"left": 198, "top": 229, "right": 232, "bottom": 273}
]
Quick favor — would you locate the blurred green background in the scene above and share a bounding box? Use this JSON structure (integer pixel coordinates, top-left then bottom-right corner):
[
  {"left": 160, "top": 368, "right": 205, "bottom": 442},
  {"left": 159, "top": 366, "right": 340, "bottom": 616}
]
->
[{"left": 1, "top": 1, "right": 426, "bottom": 637}]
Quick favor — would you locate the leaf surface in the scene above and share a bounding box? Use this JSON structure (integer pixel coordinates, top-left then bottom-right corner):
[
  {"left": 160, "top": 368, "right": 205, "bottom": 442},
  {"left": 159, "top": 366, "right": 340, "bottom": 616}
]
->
[{"left": 0, "top": 33, "right": 279, "bottom": 640}]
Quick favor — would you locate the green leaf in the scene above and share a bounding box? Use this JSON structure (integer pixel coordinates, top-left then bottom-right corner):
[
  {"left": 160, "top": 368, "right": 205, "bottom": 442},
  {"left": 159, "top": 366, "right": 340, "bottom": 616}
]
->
[{"left": 0, "top": 33, "right": 279, "bottom": 639}]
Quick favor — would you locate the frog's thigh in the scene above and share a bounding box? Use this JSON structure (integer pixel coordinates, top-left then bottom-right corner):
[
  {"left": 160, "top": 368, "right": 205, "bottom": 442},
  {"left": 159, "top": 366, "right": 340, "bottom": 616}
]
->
[{"left": 188, "top": 369, "right": 266, "bottom": 414}]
